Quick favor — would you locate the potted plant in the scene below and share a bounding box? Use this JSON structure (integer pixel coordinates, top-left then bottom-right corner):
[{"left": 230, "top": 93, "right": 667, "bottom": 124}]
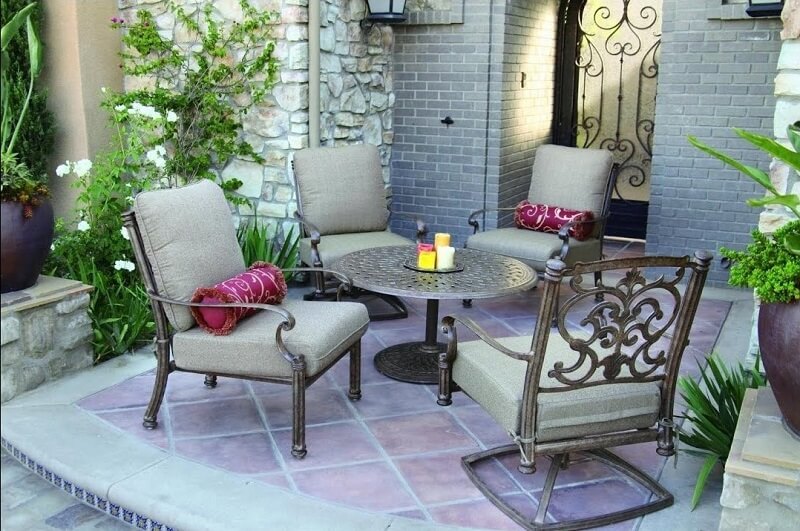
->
[
  {"left": 0, "top": 1, "right": 53, "bottom": 293},
  {"left": 688, "top": 125, "right": 800, "bottom": 437}
]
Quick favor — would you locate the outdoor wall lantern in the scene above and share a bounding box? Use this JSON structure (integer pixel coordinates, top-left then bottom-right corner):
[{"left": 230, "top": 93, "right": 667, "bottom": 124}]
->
[
  {"left": 746, "top": 0, "right": 784, "bottom": 17},
  {"left": 365, "top": 0, "right": 407, "bottom": 24}
]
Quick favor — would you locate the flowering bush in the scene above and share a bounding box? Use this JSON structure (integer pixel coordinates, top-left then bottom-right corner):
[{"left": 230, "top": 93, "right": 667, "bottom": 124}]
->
[{"left": 46, "top": 0, "right": 280, "bottom": 362}]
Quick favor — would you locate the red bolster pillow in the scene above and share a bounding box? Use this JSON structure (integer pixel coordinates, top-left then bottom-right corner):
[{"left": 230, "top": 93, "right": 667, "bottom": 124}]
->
[
  {"left": 513, "top": 201, "right": 595, "bottom": 241},
  {"left": 190, "top": 262, "right": 287, "bottom": 335}
]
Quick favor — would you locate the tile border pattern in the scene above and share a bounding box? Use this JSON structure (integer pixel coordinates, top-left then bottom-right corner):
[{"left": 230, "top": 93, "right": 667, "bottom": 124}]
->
[{"left": 0, "top": 437, "right": 175, "bottom": 531}]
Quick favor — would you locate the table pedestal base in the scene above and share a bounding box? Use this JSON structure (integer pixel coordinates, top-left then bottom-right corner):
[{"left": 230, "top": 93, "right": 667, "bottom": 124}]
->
[{"left": 374, "top": 341, "right": 447, "bottom": 384}]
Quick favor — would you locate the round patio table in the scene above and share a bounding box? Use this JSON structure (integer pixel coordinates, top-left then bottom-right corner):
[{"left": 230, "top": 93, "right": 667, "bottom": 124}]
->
[{"left": 332, "top": 245, "right": 537, "bottom": 384}]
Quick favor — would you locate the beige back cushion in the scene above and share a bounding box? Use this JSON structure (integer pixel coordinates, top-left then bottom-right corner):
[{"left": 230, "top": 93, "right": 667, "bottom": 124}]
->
[
  {"left": 293, "top": 144, "right": 389, "bottom": 236},
  {"left": 134, "top": 180, "right": 246, "bottom": 332},
  {"left": 528, "top": 145, "right": 613, "bottom": 216}
]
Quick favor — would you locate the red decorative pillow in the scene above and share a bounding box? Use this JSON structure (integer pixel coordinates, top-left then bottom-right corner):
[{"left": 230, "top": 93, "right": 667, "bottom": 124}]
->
[
  {"left": 514, "top": 201, "right": 595, "bottom": 241},
  {"left": 190, "top": 262, "right": 287, "bottom": 335}
]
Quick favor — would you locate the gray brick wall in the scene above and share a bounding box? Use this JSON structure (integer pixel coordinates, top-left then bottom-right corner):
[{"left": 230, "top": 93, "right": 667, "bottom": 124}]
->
[
  {"left": 390, "top": 0, "right": 559, "bottom": 243},
  {"left": 646, "top": 0, "right": 782, "bottom": 286},
  {"left": 496, "top": 0, "right": 558, "bottom": 227}
]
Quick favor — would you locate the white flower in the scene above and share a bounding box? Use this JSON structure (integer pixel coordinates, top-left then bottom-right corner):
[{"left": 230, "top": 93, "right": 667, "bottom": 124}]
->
[
  {"left": 101, "top": 87, "right": 107, "bottom": 94},
  {"left": 77, "top": 220, "right": 90, "bottom": 232},
  {"left": 55, "top": 164, "right": 70, "bottom": 177},
  {"left": 114, "top": 260, "right": 136, "bottom": 272},
  {"left": 73, "top": 159, "right": 93, "bottom": 178},
  {"left": 166, "top": 110, "right": 178, "bottom": 123},
  {"left": 114, "top": 104, "right": 126, "bottom": 112},
  {"left": 120, "top": 227, "right": 130, "bottom": 241},
  {"left": 50, "top": 244, "right": 55, "bottom": 251}
]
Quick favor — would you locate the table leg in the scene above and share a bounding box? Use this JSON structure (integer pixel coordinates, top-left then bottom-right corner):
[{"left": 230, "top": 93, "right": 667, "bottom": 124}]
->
[{"left": 373, "top": 298, "right": 446, "bottom": 384}]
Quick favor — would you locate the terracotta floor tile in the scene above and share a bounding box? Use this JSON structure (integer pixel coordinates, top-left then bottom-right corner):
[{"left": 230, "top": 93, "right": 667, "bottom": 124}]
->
[
  {"left": 367, "top": 411, "right": 477, "bottom": 457},
  {"left": 428, "top": 497, "right": 525, "bottom": 530},
  {"left": 253, "top": 472, "right": 293, "bottom": 490},
  {"left": 350, "top": 381, "right": 439, "bottom": 419},
  {"left": 451, "top": 406, "right": 511, "bottom": 448},
  {"left": 546, "top": 477, "right": 651, "bottom": 522},
  {"left": 258, "top": 386, "right": 353, "bottom": 429},
  {"left": 169, "top": 397, "right": 264, "bottom": 438},
  {"left": 175, "top": 432, "right": 280, "bottom": 474},
  {"left": 292, "top": 461, "right": 417, "bottom": 512},
  {"left": 165, "top": 373, "right": 250, "bottom": 403},
  {"left": 77, "top": 374, "right": 155, "bottom": 411},
  {"left": 94, "top": 407, "right": 169, "bottom": 449},
  {"left": 394, "top": 449, "right": 517, "bottom": 505},
  {"left": 271, "top": 421, "right": 383, "bottom": 470}
]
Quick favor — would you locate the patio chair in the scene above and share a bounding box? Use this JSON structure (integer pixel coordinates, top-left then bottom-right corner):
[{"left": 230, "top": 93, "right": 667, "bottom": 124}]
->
[
  {"left": 437, "top": 251, "right": 713, "bottom": 530},
  {"left": 464, "top": 145, "right": 617, "bottom": 310},
  {"left": 122, "top": 180, "right": 369, "bottom": 459},
  {"left": 292, "top": 143, "right": 426, "bottom": 320}
]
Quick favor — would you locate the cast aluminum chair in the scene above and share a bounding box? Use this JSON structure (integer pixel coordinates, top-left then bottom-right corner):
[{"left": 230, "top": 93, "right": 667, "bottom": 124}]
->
[
  {"left": 465, "top": 145, "right": 617, "bottom": 308},
  {"left": 292, "top": 143, "right": 426, "bottom": 319},
  {"left": 437, "top": 252, "right": 712, "bottom": 530},
  {"left": 123, "top": 180, "right": 369, "bottom": 459}
]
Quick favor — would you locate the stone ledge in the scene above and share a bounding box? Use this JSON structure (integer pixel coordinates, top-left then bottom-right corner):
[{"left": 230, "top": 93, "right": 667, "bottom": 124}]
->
[{"left": 1, "top": 276, "right": 93, "bottom": 315}]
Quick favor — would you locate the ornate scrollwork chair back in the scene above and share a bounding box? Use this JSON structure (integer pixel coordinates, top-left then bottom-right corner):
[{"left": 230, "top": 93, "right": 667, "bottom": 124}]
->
[
  {"left": 122, "top": 180, "right": 369, "bottom": 459},
  {"left": 291, "top": 143, "right": 427, "bottom": 319},
  {"left": 437, "top": 251, "right": 713, "bottom": 530}
]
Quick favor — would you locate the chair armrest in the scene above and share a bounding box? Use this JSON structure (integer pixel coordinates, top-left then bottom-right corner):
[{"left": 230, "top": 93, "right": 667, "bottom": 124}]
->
[
  {"left": 388, "top": 203, "right": 428, "bottom": 242},
  {"left": 441, "top": 314, "right": 533, "bottom": 362},
  {"left": 467, "top": 207, "right": 517, "bottom": 234},
  {"left": 556, "top": 212, "right": 611, "bottom": 260},
  {"left": 293, "top": 211, "right": 322, "bottom": 266},
  {"left": 148, "top": 292, "right": 296, "bottom": 330}
]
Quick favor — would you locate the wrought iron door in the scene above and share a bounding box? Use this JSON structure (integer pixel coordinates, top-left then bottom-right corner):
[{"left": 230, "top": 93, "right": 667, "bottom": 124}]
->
[{"left": 555, "top": 0, "right": 662, "bottom": 239}]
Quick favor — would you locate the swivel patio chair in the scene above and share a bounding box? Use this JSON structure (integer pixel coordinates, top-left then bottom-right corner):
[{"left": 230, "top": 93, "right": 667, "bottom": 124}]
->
[
  {"left": 437, "top": 252, "right": 713, "bottom": 530},
  {"left": 123, "top": 180, "right": 369, "bottom": 459},
  {"left": 464, "top": 145, "right": 617, "bottom": 309},
  {"left": 292, "top": 143, "right": 426, "bottom": 319}
]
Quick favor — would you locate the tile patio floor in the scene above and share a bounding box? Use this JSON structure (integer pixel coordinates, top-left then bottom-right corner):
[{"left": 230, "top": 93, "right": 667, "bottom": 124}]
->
[{"left": 2, "top": 239, "right": 747, "bottom": 530}]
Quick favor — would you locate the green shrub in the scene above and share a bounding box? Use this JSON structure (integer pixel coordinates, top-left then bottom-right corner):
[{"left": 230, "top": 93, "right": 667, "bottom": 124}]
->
[
  {"left": 677, "top": 354, "right": 765, "bottom": 510},
  {"left": 0, "top": 0, "right": 54, "bottom": 180},
  {"left": 237, "top": 220, "right": 299, "bottom": 274}
]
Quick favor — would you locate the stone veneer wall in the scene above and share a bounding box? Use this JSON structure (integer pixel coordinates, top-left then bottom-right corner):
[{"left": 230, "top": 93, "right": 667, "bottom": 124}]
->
[
  {"left": 1, "top": 278, "right": 94, "bottom": 403},
  {"left": 118, "top": 0, "right": 396, "bottom": 238},
  {"left": 646, "top": 0, "right": 783, "bottom": 286}
]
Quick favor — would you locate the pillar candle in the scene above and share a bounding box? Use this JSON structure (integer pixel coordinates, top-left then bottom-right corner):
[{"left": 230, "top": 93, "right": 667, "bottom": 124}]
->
[
  {"left": 436, "top": 246, "right": 455, "bottom": 269},
  {"left": 418, "top": 250, "right": 437, "bottom": 269},
  {"left": 434, "top": 233, "right": 451, "bottom": 250}
]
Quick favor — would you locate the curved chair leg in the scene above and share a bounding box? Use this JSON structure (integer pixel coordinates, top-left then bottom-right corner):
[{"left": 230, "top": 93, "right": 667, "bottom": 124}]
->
[
  {"left": 291, "top": 366, "right": 307, "bottom": 459},
  {"left": 143, "top": 346, "right": 170, "bottom": 429},
  {"left": 462, "top": 446, "right": 674, "bottom": 530},
  {"left": 348, "top": 340, "right": 362, "bottom": 401},
  {"left": 204, "top": 374, "right": 217, "bottom": 388},
  {"left": 437, "top": 350, "right": 454, "bottom": 406}
]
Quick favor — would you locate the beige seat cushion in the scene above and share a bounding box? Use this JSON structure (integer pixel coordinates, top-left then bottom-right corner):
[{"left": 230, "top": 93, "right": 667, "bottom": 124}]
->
[
  {"left": 134, "top": 181, "right": 246, "bottom": 332},
  {"left": 529, "top": 145, "right": 613, "bottom": 224},
  {"left": 466, "top": 228, "right": 601, "bottom": 272},
  {"left": 173, "top": 299, "right": 369, "bottom": 379},
  {"left": 452, "top": 335, "right": 661, "bottom": 443},
  {"left": 300, "top": 231, "right": 413, "bottom": 268},
  {"left": 293, "top": 144, "right": 389, "bottom": 236}
]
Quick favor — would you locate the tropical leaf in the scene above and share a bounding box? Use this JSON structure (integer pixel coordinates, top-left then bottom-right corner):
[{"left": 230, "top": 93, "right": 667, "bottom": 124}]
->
[
  {"left": 0, "top": 2, "right": 36, "bottom": 50},
  {"left": 735, "top": 128, "right": 800, "bottom": 172},
  {"left": 687, "top": 135, "right": 777, "bottom": 194},
  {"left": 691, "top": 455, "right": 719, "bottom": 511}
]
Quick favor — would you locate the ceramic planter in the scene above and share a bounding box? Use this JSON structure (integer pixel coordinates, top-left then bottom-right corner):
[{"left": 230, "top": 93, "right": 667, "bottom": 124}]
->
[
  {"left": 0, "top": 200, "right": 54, "bottom": 293},
  {"left": 757, "top": 300, "right": 800, "bottom": 438}
]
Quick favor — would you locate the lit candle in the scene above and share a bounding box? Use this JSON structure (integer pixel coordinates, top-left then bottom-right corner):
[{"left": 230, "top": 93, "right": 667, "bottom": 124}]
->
[
  {"left": 436, "top": 246, "right": 455, "bottom": 270},
  {"left": 417, "top": 243, "right": 434, "bottom": 253},
  {"left": 434, "top": 233, "right": 451, "bottom": 250},
  {"left": 418, "top": 250, "right": 437, "bottom": 269}
]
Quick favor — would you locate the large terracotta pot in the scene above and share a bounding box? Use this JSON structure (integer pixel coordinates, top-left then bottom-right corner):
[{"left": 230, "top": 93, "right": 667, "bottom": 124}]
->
[
  {"left": 0, "top": 199, "right": 54, "bottom": 293},
  {"left": 757, "top": 301, "right": 800, "bottom": 438}
]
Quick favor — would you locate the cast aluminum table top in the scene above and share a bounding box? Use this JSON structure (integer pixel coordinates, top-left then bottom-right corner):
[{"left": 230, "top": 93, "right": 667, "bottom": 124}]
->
[{"left": 333, "top": 245, "right": 537, "bottom": 383}]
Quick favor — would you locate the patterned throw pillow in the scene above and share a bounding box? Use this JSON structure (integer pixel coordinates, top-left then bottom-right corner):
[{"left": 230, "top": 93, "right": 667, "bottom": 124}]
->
[
  {"left": 514, "top": 201, "right": 595, "bottom": 241},
  {"left": 190, "top": 262, "right": 287, "bottom": 335}
]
